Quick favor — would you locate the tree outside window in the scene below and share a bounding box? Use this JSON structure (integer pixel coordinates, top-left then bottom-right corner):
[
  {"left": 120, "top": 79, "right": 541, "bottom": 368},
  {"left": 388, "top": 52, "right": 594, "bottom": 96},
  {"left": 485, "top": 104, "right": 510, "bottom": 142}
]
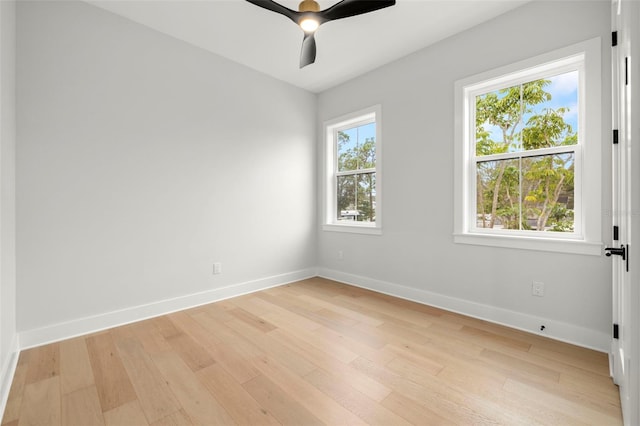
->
[
  {"left": 336, "top": 123, "right": 376, "bottom": 223},
  {"left": 473, "top": 71, "right": 578, "bottom": 233}
]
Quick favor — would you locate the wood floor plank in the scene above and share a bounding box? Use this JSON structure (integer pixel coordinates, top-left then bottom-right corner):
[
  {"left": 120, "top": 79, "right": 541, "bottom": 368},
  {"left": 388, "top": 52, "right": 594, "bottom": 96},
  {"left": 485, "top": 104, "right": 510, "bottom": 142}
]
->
[
  {"left": 559, "top": 370, "right": 621, "bottom": 406},
  {"left": 260, "top": 312, "right": 360, "bottom": 364},
  {"left": 149, "top": 409, "right": 193, "bottom": 426},
  {"left": 529, "top": 343, "right": 610, "bottom": 376},
  {"left": 203, "top": 341, "right": 261, "bottom": 384},
  {"left": 303, "top": 368, "right": 412, "bottom": 425},
  {"left": 437, "top": 365, "right": 584, "bottom": 425},
  {"left": 197, "top": 363, "right": 281, "bottom": 425},
  {"left": 61, "top": 385, "right": 105, "bottom": 426},
  {"left": 126, "top": 320, "right": 174, "bottom": 355},
  {"left": 350, "top": 355, "right": 525, "bottom": 425},
  {"left": 242, "top": 374, "right": 323, "bottom": 426},
  {"left": 24, "top": 343, "right": 60, "bottom": 385},
  {"left": 504, "top": 377, "right": 621, "bottom": 425},
  {"left": 59, "top": 337, "right": 95, "bottom": 395},
  {"left": 103, "top": 401, "right": 149, "bottom": 426},
  {"left": 267, "top": 327, "right": 393, "bottom": 402},
  {"left": 152, "top": 316, "right": 182, "bottom": 339},
  {"left": 295, "top": 293, "right": 385, "bottom": 326},
  {"left": 225, "top": 318, "right": 317, "bottom": 376},
  {"left": 228, "top": 307, "right": 278, "bottom": 333},
  {"left": 386, "top": 353, "right": 444, "bottom": 382},
  {"left": 151, "top": 351, "right": 234, "bottom": 425},
  {"left": 381, "top": 390, "right": 456, "bottom": 425},
  {"left": 164, "top": 332, "right": 215, "bottom": 372},
  {"left": 254, "top": 293, "right": 324, "bottom": 331},
  {"left": 114, "top": 337, "right": 182, "bottom": 423},
  {"left": 167, "top": 311, "right": 222, "bottom": 347},
  {"left": 197, "top": 299, "right": 237, "bottom": 323},
  {"left": 459, "top": 324, "right": 533, "bottom": 352},
  {"left": 480, "top": 348, "right": 562, "bottom": 384},
  {"left": 85, "top": 332, "right": 137, "bottom": 412},
  {"left": 191, "top": 311, "right": 264, "bottom": 360},
  {"left": 511, "top": 373, "right": 623, "bottom": 419},
  {"left": 252, "top": 356, "right": 368, "bottom": 425},
  {"left": 19, "top": 376, "right": 61, "bottom": 426}
]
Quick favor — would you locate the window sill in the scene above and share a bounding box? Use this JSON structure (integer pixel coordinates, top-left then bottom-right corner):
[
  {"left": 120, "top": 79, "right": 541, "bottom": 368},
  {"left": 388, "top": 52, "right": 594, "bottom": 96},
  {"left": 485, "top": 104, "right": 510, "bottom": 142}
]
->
[
  {"left": 454, "top": 233, "right": 603, "bottom": 256},
  {"left": 323, "top": 224, "right": 382, "bottom": 235}
]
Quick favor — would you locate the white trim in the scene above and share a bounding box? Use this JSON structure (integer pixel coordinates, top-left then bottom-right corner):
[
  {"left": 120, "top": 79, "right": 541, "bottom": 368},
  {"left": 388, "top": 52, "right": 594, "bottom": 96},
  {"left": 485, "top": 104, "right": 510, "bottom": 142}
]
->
[
  {"left": 454, "top": 232, "right": 603, "bottom": 255},
  {"left": 318, "top": 267, "right": 610, "bottom": 352},
  {"left": 454, "top": 37, "right": 602, "bottom": 252},
  {"left": 323, "top": 105, "right": 382, "bottom": 234},
  {"left": 18, "top": 268, "right": 317, "bottom": 350},
  {"left": 0, "top": 335, "right": 19, "bottom": 420},
  {"left": 322, "top": 223, "right": 382, "bottom": 235}
]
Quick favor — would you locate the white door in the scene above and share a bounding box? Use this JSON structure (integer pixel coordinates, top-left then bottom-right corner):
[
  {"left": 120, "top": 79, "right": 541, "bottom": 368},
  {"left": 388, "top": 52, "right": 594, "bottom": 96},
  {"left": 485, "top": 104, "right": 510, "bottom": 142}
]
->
[{"left": 610, "top": 1, "right": 639, "bottom": 425}]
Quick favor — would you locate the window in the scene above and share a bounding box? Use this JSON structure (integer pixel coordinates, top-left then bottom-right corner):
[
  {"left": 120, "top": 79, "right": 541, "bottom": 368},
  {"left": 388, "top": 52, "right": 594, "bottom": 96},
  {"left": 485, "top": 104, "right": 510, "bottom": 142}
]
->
[
  {"left": 323, "top": 105, "right": 381, "bottom": 234},
  {"left": 454, "top": 38, "right": 602, "bottom": 255}
]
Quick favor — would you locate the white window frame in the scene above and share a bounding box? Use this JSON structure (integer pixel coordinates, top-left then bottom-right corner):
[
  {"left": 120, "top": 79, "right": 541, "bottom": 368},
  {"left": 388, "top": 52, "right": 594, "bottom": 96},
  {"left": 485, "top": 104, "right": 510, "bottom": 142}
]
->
[
  {"left": 454, "top": 38, "right": 602, "bottom": 255},
  {"left": 323, "top": 105, "right": 382, "bottom": 235}
]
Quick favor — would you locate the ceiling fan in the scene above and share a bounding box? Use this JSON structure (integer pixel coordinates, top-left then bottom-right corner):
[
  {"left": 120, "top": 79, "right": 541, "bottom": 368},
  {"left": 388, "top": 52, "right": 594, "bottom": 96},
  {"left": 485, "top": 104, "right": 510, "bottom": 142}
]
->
[{"left": 246, "top": 0, "right": 396, "bottom": 68}]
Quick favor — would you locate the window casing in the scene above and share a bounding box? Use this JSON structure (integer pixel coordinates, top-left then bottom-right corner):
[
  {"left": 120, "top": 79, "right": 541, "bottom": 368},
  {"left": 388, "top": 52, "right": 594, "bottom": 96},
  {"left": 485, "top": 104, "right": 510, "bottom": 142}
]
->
[
  {"left": 454, "top": 38, "right": 602, "bottom": 255},
  {"left": 323, "top": 105, "right": 382, "bottom": 234}
]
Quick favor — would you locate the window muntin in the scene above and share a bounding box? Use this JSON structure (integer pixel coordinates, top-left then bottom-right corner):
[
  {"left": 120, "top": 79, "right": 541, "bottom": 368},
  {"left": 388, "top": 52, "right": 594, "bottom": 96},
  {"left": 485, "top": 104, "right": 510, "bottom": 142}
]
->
[{"left": 324, "top": 106, "right": 381, "bottom": 234}]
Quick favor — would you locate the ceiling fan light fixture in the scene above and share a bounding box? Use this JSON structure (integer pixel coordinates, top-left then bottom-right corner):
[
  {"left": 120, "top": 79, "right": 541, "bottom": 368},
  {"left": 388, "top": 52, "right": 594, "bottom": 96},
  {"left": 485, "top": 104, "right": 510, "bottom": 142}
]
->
[{"left": 299, "top": 17, "right": 319, "bottom": 32}]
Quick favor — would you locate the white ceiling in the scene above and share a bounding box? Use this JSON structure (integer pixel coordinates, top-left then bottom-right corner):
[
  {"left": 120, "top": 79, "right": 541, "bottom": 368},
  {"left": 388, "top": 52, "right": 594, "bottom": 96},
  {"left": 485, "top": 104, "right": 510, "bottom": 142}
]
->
[{"left": 87, "top": 0, "right": 530, "bottom": 93}]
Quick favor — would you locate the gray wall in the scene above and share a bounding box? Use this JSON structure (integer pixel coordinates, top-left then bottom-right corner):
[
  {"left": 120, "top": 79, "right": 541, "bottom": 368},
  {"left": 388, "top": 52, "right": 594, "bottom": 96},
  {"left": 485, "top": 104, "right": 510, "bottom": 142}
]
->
[
  {"left": 16, "top": 1, "right": 317, "bottom": 332},
  {"left": 0, "top": 0, "right": 17, "bottom": 407},
  {"left": 317, "top": 1, "right": 612, "bottom": 349}
]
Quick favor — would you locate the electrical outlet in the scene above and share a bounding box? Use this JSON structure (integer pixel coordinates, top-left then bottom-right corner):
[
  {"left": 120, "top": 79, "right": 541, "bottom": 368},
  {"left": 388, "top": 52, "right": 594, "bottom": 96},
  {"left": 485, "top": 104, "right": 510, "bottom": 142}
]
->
[
  {"left": 532, "top": 281, "right": 544, "bottom": 297},
  {"left": 213, "top": 262, "right": 222, "bottom": 275}
]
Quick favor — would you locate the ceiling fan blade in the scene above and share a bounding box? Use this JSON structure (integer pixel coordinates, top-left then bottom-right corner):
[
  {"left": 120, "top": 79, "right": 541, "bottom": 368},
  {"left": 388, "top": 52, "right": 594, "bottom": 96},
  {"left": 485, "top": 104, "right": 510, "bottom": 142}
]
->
[
  {"left": 300, "top": 33, "right": 317, "bottom": 68},
  {"left": 245, "top": 0, "right": 299, "bottom": 23},
  {"left": 321, "top": 0, "right": 395, "bottom": 21}
]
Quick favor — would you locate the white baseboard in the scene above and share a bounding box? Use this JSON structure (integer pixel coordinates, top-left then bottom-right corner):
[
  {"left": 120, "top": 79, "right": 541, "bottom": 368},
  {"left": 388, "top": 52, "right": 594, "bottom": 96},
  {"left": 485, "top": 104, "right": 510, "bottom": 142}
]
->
[
  {"left": 0, "top": 334, "right": 19, "bottom": 421},
  {"left": 19, "top": 268, "right": 317, "bottom": 350},
  {"left": 14, "top": 266, "right": 610, "bottom": 352},
  {"left": 318, "top": 268, "right": 610, "bottom": 353}
]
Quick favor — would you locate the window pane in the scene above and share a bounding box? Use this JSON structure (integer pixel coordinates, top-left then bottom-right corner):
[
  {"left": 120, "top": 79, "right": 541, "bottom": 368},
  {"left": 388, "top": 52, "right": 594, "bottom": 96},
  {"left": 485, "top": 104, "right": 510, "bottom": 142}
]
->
[
  {"left": 522, "top": 72, "right": 578, "bottom": 151},
  {"left": 476, "top": 159, "right": 520, "bottom": 229},
  {"left": 475, "top": 71, "right": 578, "bottom": 156},
  {"left": 337, "top": 172, "right": 376, "bottom": 222},
  {"left": 475, "top": 84, "right": 523, "bottom": 156},
  {"left": 522, "top": 153, "right": 574, "bottom": 232},
  {"left": 476, "top": 153, "right": 575, "bottom": 232},
  {"left": 337, "top": 122, "right": 376, "bottom": 172}
]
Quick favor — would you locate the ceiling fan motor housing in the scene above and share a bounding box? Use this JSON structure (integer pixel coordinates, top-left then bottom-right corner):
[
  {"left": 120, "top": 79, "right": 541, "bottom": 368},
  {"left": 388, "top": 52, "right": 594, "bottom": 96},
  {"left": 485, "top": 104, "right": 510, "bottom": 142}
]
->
[{"left": 298, "top": 0, "right": 320, "bottom": 12}]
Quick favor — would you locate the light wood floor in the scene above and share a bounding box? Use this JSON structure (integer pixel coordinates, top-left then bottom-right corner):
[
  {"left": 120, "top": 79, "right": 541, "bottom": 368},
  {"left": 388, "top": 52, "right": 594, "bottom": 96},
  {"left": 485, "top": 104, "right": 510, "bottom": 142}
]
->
[{"left": 1, "top": 278, "right": 622, "bottom": 425}]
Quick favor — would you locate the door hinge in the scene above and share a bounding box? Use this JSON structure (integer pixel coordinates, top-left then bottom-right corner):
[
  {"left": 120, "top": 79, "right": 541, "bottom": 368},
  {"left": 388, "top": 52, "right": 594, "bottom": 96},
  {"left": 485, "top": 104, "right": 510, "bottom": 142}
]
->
[
  {"left": 614, "top": 323, "right": 619, "bottom": 339},
  {"left": 612, "top": 31, "right": 618, "bottom": 46},
  {"left": 625, "top": 57, "right": 629, "bottom": 85},
  {"left": 613, "top": 129, "right": 619, "bottom": 144},
  {"left": 613, "top": 225, "right": 619, "bottom": 241}
]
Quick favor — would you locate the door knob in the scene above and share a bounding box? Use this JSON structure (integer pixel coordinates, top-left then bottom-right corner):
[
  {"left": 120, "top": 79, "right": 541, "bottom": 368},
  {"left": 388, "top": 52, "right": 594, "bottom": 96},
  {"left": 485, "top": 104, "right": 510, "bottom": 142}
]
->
[
  {"left": 605, "top": 245, "right": 628, "bottom": 272},
  {"left": 605, "top": 246, "right": 626, "bottom": 259}
]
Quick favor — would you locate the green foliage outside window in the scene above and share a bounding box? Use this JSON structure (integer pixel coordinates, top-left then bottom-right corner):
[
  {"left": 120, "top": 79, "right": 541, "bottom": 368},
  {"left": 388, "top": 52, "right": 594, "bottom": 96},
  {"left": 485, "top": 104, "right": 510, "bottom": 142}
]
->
[
  {"left": 337, "top": 125, "right": 376, "bottom": 222},
  {"left": 475, "top": 74, "right": 577, "bottom": 232}
]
